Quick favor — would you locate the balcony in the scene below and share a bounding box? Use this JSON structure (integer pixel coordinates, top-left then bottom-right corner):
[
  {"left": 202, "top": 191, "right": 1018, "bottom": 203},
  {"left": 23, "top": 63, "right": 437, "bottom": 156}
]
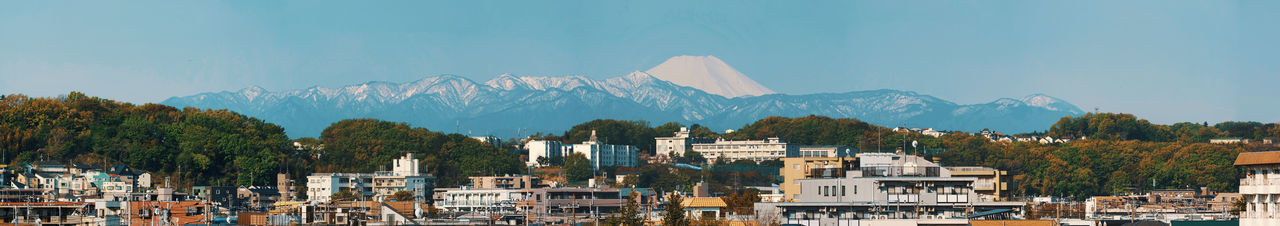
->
[
  {"left": 1240, "top": 178, "right": 1280, "bottom": 194},
  {"left": 862, "top": 166, "right": 941, "bottom": 177}
]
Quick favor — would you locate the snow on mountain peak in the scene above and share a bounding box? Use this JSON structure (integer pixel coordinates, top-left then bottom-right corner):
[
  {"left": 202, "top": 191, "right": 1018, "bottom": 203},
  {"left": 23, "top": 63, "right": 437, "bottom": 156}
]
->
[
  {"left": 1020, "top": 94, "right": 1059, "bottom": 107},
  {"left": 644, "top": 55, "right": 775, "bottom": 98},
  {"left": 485, "top": 73, "right": 532, "bottom": 90}
]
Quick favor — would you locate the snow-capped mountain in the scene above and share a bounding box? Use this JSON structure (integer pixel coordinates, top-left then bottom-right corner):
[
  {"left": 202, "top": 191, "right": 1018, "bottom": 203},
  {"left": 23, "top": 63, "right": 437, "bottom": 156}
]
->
[
  {"left": 645, "top": 55, "right": 774, "bottom": 98},
  {"left": 161, "top": 56, "right": 1083, "bottom": 138}
]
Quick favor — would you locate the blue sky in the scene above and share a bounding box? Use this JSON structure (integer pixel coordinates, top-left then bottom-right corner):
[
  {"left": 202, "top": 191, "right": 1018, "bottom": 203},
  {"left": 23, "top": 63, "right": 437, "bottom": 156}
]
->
[{"left": 1, "top": 1, "right": 1277, "bottom": 124}]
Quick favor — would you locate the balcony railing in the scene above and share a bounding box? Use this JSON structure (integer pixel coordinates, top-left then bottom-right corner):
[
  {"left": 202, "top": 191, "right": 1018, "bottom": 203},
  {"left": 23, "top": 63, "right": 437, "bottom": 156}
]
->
[
  {"left": 1240, "top": 178, "right": 1280, "bottom": 186},
  {"left": 862, "top": 166, "right": 941, "bottom": 177}
]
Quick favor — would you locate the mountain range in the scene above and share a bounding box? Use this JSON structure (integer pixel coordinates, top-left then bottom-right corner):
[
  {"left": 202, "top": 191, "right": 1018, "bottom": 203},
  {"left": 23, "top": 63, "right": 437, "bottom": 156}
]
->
[{"left": 161, "top": 56, "right": 1084, "bottom": 138}]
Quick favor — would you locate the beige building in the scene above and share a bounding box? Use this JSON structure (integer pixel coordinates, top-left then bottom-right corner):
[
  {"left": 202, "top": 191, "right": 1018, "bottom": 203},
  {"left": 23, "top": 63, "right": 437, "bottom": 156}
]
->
[
  {"left": 946, "top": 166, "right": 1010, "bottom": 201},
  {"left": 469, "top": 175, "right": 544, "bottom": 189},
  {"left": 779, "top": 157, "right": 858, "bottom": 201}
]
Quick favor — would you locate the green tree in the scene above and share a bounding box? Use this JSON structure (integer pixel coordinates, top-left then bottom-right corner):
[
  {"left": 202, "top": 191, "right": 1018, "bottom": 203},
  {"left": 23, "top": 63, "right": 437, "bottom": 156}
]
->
[
  {"left": 564, "top": 152, "right": 593, "bottom": 182},
  {"left": 607, "top": 190, "right": 644, "bottom": 226},
  {"left": 663, "top": 193, "right": 688, "bottom": 226},
  {"left": 677, "top": 150, "right": 706, "bottom": 165}
]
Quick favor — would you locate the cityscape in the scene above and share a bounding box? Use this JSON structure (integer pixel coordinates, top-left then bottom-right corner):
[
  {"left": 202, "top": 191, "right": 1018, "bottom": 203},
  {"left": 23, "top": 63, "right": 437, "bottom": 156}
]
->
[{"left": 2, "top": 1, "right": 1278, "bottom": 226}]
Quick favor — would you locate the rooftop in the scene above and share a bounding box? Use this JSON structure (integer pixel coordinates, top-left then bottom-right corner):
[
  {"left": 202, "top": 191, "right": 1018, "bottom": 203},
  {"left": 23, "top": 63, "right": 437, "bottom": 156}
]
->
[
  {"left": 1235, "top": 151, "right": 1280, "bottom": 166},
  {"left": 681, "top": 197, "right": 727, "bottom": 208}
]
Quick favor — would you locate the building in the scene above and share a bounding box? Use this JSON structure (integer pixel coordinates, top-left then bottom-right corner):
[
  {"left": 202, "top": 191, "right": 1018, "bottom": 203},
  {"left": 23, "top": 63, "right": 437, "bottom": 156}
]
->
[
  {"left": 564, "top": 130, "right": 638, "bottom": 169},
  {"left": 470, "top": 175, "right": 545, "bottom": 190},
  {"left": 525, "top": 140, "right": 563, "bottom": 167},
  {"left": 1236, "top": 151, "right": 1280, "bottom": 226},
  {"left": 433, "top": 188, "right": 526, "bottom": 212},
  {"left": 306, "top": 153, "right": 436, "bottom": 203},
  {"left": 191, "top": 186, "right": 239, "bottom": 211},
  {"left": 1212, "top": 137, "right": 1248, "bottom": 144},
  {"left": 655, "top": 127, "right": 715, "bottom": 157},
  {"left": 756, "top": 152, "right": 1025, "bottom": 225},
  {"left": 682, "top": 197, "right": 728, "bottom": 219},
  {"left": 779, "top": 156, "right": 858, "bottom": 201},
  {"left": 795, "top": 145, "right": 856, "bottom": 158},
  {"left": 693, "top": 138, "right": 797, "bottom": 164},
  {"left": 471, "top": 136, "right": 504, "bottom": 147},
  {"left": 921, "top": 128, "right": 947, "bottom": 137},
  {"left": 945, "top": 166, "right": 1011, "bottom": 201},
  {"left": 277, "top": 173, "right": 297, "bottom": 201}
]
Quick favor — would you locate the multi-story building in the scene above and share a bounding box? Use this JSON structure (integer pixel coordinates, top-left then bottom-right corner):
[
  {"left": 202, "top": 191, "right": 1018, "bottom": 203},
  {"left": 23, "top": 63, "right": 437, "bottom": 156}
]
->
[
  {"left": 694, "top": 138, "right": 797, "bottom": 164},
  {"left": 655, "top": 127, "right": 715, "bottom": 157},
  {"left": 564, "top": 131, "right": 638, "bottom": 169},
  {"left": 306, "top": 153, "right": 436, "bottom": 203},
  {"left": 779, "top": 156, "right": 858, "bottom": 201},
  {"left": 277, "top": 173, "right": 297, "bottom": 201},
  {"left": 795, "top": 145, "right": 856, "bottom": 158},
  {"left": 945, "top": 166, "right": 1010, "bottom": 201},
  {"left": 470, "top": 175, "right": 545, "bottom": 189},
  {"left": 434, "top": 188, "right": 526, "bottom": 212},
  {"left": 1237, "top": 151, "right": 1280, "bottom": 226},
  {"left": 525, "top": 140, "right": 563, "bottom": 167},
  {"left": 757, "top": 152, "right": 1024, "bottom": 225}
]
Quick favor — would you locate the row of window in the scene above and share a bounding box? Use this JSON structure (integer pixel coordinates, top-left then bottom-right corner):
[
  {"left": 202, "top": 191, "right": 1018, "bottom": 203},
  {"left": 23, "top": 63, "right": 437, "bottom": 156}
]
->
[{"left": 819, "top": 185, "right": 855, "bottom": 197}]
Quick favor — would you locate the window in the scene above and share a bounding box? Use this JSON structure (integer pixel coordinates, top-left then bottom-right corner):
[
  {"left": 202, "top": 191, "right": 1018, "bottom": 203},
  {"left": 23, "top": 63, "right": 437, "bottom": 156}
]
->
[{"left": 841, "top": 186, "right": 846, "bottom": 196}]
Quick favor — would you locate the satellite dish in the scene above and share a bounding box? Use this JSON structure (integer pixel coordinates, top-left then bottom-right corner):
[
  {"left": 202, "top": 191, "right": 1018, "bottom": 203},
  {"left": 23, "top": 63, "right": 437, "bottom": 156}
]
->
[{"left": 911, "top": 141, "right": 918, "bottom": 148}]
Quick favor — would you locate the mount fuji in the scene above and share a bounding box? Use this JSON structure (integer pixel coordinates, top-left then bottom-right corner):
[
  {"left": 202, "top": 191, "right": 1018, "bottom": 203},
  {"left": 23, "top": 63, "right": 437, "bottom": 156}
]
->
[{"left": 161, "top": 56, "right": 1084, "bottom": 138}]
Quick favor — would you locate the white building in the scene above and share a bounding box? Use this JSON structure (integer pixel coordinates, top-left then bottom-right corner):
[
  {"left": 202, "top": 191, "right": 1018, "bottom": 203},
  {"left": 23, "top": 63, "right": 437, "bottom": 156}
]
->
[
  {"left": 795, "top": 145, "right": 855, "bottom": 158},
  {"left": 564, "top": 130, "right": 637, "bottom": 169},
  {"left": 524, "top": 140, "right": 563, "bottom": 167},
  {"left": 921, "top": 128, "right": 946, "bottom": 137},
  {"left": 692, "top": 137, "right": 797, "bottom": 164},
  {"left": 434, "top": 188, "right": 526, "bottom": 212},
  {"left": 655, "top": 127, "right": 714, "bottom": 157},
  {"left": 1237, "top": 151, "right": 1280, "bottom": 226},
  {"left": 756, "top": 152, "right": 1024, "bottom": 225},
  {"left": 306, "top": 153, "right": 435, "bottom": 202}
]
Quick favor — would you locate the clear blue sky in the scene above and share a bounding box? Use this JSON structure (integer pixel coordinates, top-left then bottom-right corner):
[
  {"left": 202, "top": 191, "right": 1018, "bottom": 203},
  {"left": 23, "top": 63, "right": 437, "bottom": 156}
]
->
[{"left": 1, "top": 1, "right": 1277, "bottom": 124}]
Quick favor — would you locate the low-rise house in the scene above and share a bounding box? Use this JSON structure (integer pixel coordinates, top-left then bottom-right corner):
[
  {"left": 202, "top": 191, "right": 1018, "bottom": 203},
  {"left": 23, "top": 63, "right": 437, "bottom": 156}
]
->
[{"left": 682, "top": 197, "right": 727, "bottom": 219}]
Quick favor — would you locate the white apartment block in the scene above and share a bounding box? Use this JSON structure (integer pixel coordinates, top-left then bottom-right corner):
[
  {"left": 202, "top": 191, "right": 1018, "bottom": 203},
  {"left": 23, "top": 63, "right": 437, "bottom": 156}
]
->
[
  {"left": 1237, "top": 151, "right": 1280, "bottom": 226},
  {"left": 655, "top": 127, "right": 714, "bottom": 157},
  {"left": 692, "top": 138, "right": 797, "bottom": 164},
  {"left": 307, "top": 153, "right": 435, "bottom": 202},
  {"left": 525, "top": 140, "right": 563, "bottom": 167},
  {"left": 434, "top": 188, "right": 527, "bottom": 212},
  {"left": 564, "top": 131, "right": 637, "bottom": 169}
]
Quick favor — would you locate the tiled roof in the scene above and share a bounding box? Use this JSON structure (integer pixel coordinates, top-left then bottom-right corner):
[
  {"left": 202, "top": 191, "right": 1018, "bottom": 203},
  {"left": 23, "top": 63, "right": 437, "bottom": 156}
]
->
[
  {"left": 1236, "top": 151, "right": 1280, "bottom": 166},
  {"left": 680, "top": 197, "right": 727, "bottom": 208}
]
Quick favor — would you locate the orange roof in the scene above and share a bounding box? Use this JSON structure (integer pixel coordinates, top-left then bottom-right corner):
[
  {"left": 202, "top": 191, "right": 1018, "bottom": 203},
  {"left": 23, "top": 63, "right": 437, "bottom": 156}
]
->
[
  {"left": 1236, "top": 151, "right": 1280, "bottom": 166},
  {"left": 681, "top": 197, "right": 727, "bottom": 208}
]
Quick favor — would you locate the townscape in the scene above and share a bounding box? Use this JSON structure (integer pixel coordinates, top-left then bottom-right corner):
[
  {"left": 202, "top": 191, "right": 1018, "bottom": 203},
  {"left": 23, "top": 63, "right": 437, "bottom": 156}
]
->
[
  {"left": 0, "top": 118, "right": 1274, "bottom": 225},
  {"left": 4, "top": 1, "right": 1278, "bottom": 226}
]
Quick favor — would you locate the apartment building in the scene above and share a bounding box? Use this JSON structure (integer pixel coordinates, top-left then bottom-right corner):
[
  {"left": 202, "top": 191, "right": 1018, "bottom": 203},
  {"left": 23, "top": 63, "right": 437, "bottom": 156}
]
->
[
  {"left": 1236, "top": 151, "right": 1280, "bottom": 226},
  {"left": 306, "top": 153, "right": 436, "bottom": 203},
  {"left": 757, "top": 152, "right": 1024, "bottom": 225},
  {"left": 945, "top": 166, "right": 1010, "bottom": 201}
]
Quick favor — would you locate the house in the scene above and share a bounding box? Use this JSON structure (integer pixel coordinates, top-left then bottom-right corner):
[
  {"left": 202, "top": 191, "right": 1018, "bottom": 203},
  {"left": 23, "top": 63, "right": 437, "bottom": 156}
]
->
[{"left": 682, "top": 197, "right": 727, "bottom": 219}]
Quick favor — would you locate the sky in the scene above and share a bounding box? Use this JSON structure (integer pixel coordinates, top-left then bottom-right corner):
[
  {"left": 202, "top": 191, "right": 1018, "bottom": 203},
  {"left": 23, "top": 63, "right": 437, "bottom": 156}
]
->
[{"left": 1, "top": 0, "right": 1277, "bottom": 124}]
